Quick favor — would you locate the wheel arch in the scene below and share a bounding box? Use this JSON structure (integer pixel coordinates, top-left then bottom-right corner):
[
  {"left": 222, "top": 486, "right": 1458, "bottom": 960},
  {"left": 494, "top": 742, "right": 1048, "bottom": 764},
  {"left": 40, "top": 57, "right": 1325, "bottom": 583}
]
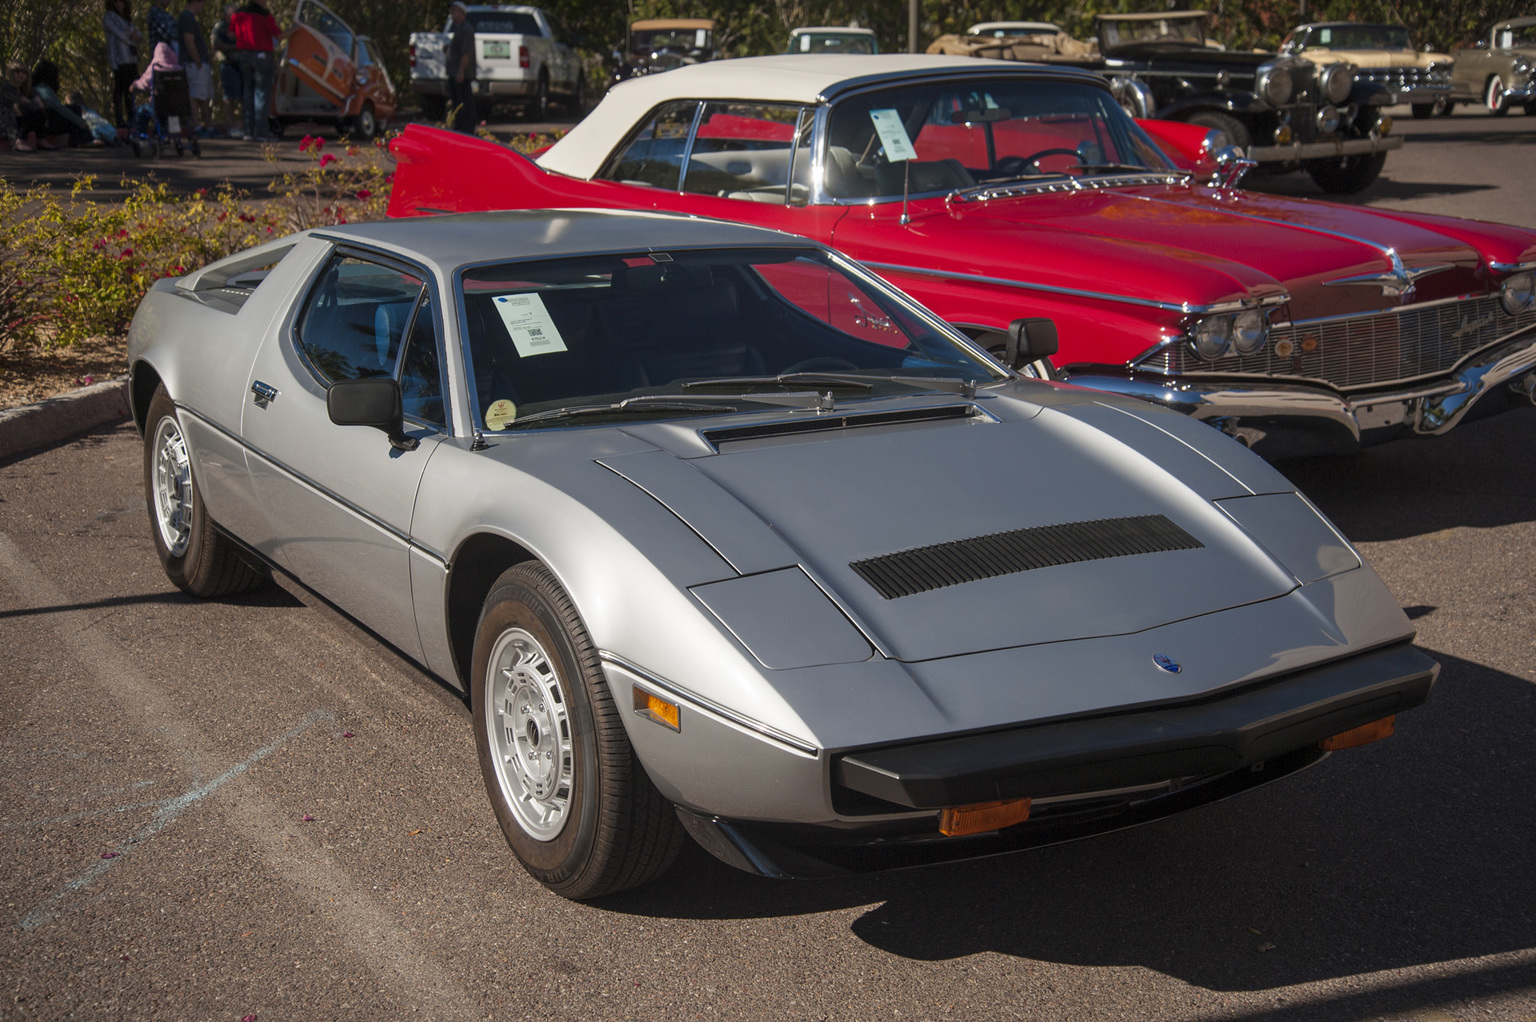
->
[
  {"left": 446, "top": 531, "right": 539, "bottom": 690},
  {"left": 129, "top": 359, "right": 165, "bottom": 436}
]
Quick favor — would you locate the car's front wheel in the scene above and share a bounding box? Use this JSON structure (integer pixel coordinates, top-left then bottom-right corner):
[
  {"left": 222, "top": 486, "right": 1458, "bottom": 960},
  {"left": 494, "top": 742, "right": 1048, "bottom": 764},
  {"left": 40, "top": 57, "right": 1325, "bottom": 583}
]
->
[
  {"left": 1486, "top": 75, "right": 1509, "bottom": 115},
  {"left": 1306, "top": 150, "right": 1387, "bottom": 194},
  {"left": 471, "top": 562, "right": 683, "bottom": 899},
  {"left": 143, "top": 385, "right": 268, "bottom": 597},
  {"left": 1184, "top": 110, "right": 1251, "bottom": 151}
]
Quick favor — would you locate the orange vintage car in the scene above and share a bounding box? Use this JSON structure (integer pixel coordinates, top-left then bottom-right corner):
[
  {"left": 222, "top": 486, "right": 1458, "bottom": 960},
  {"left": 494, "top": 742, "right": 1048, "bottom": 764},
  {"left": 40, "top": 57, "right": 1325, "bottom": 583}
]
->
[{"left": 271, "top": 0, "right": 397, "bottom": 139}]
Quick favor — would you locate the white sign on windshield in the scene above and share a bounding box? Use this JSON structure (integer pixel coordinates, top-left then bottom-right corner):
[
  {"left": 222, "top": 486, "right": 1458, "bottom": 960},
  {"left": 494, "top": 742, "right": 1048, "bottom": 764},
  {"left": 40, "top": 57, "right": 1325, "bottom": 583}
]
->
[
  {"left": 493, "top": 292, "right": 569, "bottom": 358},
  {"left": 868, "top": 108, "right": 918, "bottom": 163}
]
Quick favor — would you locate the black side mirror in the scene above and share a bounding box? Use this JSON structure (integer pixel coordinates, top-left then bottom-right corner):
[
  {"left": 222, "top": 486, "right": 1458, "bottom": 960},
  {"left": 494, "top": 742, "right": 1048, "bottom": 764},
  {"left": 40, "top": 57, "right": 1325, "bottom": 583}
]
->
[
  {"left": 1005, "top": 317, "right": 1059, "bottom": 369},
  {"left": 327, "top": 377, "right": 419, "bottom": 451}
]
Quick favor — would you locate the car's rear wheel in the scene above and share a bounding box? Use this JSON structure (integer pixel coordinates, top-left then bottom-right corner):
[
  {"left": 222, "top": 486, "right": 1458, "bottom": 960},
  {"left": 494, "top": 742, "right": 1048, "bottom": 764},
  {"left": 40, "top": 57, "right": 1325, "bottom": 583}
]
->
[
  {"left": 1306, "top": 150, "right": 1387, "bottom": 194},
  {"left": 347, "top": 102, "right": 376, "bottom": 140},
  {"left": 1410, "top": 102, "right": 1436, "bottom": 119},
  {"left": 1486, "top": 75, "right": 1509, "bottom": 115},
  {"left": 470, "top": 562, "right": 683, "bottom": 899},
  {"left": 143, "top": 385, "right": 268, "bottom": 597}
]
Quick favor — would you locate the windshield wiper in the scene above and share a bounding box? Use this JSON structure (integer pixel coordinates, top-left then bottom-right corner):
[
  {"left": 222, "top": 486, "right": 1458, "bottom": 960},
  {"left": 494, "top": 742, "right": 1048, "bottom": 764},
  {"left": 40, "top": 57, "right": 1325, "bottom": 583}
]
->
[
  {"left": 691, "top": 371, "right": 990, "bottom": 397},
  {"left": 507, "top": 395, "right": 744, "bottom": 427},
  {"left": 682, "top": 372, "right": 875, "bottom": 392}
]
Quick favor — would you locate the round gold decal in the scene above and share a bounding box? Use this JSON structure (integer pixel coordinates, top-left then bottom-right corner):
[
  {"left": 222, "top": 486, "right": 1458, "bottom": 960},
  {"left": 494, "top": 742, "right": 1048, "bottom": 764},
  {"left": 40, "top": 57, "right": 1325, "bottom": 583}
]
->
[{"left": 484, "top": 399, "right": 518, "bottom": 431}]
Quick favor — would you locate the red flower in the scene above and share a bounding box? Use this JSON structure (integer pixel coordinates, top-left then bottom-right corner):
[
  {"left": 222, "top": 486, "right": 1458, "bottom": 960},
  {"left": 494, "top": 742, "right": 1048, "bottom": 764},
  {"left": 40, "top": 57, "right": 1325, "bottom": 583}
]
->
[
  {"left": 355, "top": 189, "right": 371, "bottom": 199},
  {"left": 119, "top": 248, "right": 134, "bottom": 259},
  {"left": 319, "top": 153, "right": 337, "bottom": 168}
]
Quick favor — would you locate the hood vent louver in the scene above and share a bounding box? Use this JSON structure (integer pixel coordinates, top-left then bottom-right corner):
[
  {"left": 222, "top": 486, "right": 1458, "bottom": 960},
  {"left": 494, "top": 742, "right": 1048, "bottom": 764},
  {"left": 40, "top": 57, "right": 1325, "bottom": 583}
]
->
[
  {"left": 851, "top": 514, "right": 1203, "bottom": 600},
  {"left": 701, "top": 404, "right": 976, "bottom": 448}
]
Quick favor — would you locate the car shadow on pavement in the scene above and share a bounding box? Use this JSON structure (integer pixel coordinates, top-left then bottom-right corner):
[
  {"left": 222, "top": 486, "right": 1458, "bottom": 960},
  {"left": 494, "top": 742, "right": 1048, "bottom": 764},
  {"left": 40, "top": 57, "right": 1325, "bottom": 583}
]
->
[
  {"left": 1276, "top": 406, "right": 1536, "bottom": 541},
  {"left": 603, "top": 646, "right": 1535, "bottom": 1008}
]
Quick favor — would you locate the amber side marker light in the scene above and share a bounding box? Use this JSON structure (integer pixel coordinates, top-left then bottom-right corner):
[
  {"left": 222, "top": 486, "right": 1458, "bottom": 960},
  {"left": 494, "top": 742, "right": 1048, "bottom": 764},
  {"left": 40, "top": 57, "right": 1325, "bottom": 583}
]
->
[
  {"left": 939, "top": 798, "right": 1032, "bottom": 837},
  {"left": 632, "top": 686, "right": 681, "bottom": 731},
  {"left": 1320, "top": 715, "right": 1395, "bottom": 751}
]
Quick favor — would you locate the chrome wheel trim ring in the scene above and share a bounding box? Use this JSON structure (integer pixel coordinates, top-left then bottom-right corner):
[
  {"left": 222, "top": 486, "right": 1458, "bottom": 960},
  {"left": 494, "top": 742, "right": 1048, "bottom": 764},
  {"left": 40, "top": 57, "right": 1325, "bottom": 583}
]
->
[
  {"left": 485, "top": 626, "right": 574, "bottom": 841},
  {"left": 151, "top": 416, "right": 193, "bottom": 558}
]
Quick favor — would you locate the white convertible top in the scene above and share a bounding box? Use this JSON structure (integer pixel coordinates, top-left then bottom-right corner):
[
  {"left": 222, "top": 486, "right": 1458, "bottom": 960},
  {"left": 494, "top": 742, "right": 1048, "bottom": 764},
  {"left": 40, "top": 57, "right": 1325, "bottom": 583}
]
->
[{"left": 538, "top": 54, "right": 995, "bottom": 179}]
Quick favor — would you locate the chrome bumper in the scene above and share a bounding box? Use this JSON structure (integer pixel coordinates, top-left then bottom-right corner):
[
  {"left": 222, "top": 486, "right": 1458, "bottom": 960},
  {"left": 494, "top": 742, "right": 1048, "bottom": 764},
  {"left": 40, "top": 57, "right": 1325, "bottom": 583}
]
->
[
  {"left": 475, "top": 79, "right": 535, "bottom": 97},
  {"left": 1394, "top": 84, "right": 1452, "bottom": 103},
  {"left": 1504, "top": 82, "right": 1536, "bottom": 102},
  {"left": 1249, "top": 134, "right": 1403, "bottom": 163},
  {"left": 1069, "top": 328, "right": 1536, "bottom": 458}
]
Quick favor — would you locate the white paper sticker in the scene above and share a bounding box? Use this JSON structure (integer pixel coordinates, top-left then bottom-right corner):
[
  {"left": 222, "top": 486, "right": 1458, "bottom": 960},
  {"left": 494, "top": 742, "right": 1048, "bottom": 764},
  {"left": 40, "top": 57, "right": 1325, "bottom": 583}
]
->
[
  {"left": 492, "top": 293, "right": 568, "bottom": 358},
  {"left": 868, "top": 108, "right": 917, "bottom": 163},
  {"left": 167, "top": 115, "right": 181, "bottom": 134}
]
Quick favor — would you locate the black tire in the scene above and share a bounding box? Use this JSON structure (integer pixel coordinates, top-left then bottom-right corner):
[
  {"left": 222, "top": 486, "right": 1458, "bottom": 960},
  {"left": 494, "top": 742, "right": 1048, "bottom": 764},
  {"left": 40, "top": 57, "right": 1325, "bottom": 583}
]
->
[
  {"left": 1439, "top": 99, "right": 1456, "bottom": 116},
  {"left": 346, "top": 102, "right": 376, "bottom": 140},
  {"left": 1306, "top": 150, "right": 1387, "bottom": 194},
  {"left": 267, "top": 117, "right": 286, "bottom": 138},
  {"left": 420, "top": 94, "right": 446, "bottom": 122},
  {"left": 525, "top": 73, "right": 550, "bottom": 121},
  {"left": 1410, "top": 102, "right": 1436, "bottom": 119},
  {"left": 143, "top": 385, "right": 269, "bottom": 598},
  {"left": 470, "top": 562, "right": 683, "bottom": 899},
  {"left": 1183, "top": 109, "right": 1251, "bottom": 151}
]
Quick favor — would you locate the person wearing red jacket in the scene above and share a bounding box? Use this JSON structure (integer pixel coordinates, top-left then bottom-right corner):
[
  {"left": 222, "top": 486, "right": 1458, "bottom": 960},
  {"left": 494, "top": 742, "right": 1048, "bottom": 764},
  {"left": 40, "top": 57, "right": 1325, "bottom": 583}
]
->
[{"left": 229, "top": 0, "right": 280, "bottom": 140}]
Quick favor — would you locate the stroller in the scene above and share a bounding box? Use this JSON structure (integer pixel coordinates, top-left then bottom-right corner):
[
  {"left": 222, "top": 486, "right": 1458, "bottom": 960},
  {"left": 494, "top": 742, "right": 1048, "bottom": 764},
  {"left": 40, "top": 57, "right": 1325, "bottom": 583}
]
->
[{"left": 129, "top": 68, "right": 200, "bottom": 158}]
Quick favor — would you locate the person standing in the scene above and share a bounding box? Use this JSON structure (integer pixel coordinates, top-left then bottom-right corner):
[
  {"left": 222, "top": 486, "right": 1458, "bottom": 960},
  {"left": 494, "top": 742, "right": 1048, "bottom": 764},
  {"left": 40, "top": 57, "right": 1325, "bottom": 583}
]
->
[
  {"left": 146, "top": 0, "right": 178, "bottom": 53},
  {"left": 211, "top": 3, "right": 240, "bottom": 135},
  {"left": 104, "top": 0, "right": 142, "bottom": 128},
  {"left": 177, "top": 0, "right": 212, "bottom": 134},
  {"left": 230, "top": 0, "right": 280, "bottom": 141},
  {"left": 446, "top": 0, "right": 475, "bottom": 133}
]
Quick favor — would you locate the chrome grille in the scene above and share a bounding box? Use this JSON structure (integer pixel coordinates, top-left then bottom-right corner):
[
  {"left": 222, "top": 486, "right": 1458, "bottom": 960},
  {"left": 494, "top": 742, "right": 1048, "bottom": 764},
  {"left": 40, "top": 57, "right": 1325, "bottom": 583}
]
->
[
  {"left": 1139, "top": 295, "right": 1536, "bottom": 390},
  {"left": 1357, "top": 67, "right": 1451, "bottom": 88}
]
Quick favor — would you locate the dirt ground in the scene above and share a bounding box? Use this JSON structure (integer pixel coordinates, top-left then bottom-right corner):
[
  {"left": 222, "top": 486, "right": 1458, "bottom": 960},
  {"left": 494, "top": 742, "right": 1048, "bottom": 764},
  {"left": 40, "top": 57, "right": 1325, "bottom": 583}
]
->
[{"left": 0, "top": 334, "right": 128, "bottom": 411}]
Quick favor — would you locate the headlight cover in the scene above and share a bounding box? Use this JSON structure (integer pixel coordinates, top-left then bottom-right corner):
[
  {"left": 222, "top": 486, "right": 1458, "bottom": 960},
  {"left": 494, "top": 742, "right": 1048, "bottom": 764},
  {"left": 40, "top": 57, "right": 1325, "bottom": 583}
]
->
[
  {"left": 1233, "top": 309, "right": 1269, "bottom": 355},
  {"left": 1322, "top": 62, "right": 1354, "bottom": 104},
  {"left": 1500, "top": 271, "right": 1535, "bottom": 315},
  {"left": 1191, "top": 316, "right": 1233, "bottom": 360},
  {"left": 1257, "top": 64, "right": 1294, "bottom": 107}
]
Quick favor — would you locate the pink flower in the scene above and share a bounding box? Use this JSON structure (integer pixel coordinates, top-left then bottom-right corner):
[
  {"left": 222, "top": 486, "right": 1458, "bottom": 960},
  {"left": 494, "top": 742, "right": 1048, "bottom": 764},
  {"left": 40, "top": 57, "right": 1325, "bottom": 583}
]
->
[
  {"left": 342, "top": 731, "right": 354, "bottom": 738},
  {"left": 319, "top": 153, "right": 337, "bottom": 168},
  {"left": 354, "top": 189, "right": 371, "bottom": 199},
  {"left": 100, "top": 851, "right": 119, "bottom": 859},
  {"left": 301, "top": 814, "right": 314, "bottom": 822}
]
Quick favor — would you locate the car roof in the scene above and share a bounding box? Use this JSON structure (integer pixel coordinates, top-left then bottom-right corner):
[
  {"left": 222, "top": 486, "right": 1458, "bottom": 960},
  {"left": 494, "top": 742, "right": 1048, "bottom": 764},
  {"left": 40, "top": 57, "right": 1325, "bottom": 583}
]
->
[
  {"left": 538, "top": 53, "right": 1106, "bottom": 179},
  {"left": 969, "top": 21, "right": 1060, "bottom": 31},
  {"left": 1494, "top": 17, "right": 1536, "bottom": 29},
  {"left": 790, "top": 26, "right": 876, "bottom": 36},
  {"left": 1296, "top": 22, "right": 1406, "bottom": 31},
  {"left": 309, "top": 209, "right": 813, "bottom": 273},
  {"left": 1098, "top": 10, "right": 1209, "bottom": 20},
  {"left": 630, "top": 19, "right": 716, "bottom": 31}
]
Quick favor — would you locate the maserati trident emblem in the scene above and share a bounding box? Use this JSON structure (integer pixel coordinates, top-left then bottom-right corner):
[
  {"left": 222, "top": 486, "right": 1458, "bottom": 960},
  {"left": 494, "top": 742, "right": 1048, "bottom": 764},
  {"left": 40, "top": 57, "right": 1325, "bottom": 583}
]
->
[{"left": 1153, "top": 654, "right": 1182, "bottom": 674}]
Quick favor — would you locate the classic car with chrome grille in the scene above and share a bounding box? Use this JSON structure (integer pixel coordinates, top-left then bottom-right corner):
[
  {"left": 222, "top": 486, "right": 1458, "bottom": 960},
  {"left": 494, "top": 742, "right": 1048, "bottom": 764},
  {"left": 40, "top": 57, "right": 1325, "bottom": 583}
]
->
[
  {"left": 387, "top": 55, "right": 1536, "bottom": 460},
  {"left": 1279, "top": 22, "right": 1453, "bottom": 120},
  {"left": 1450, "top": 17, "right": 1536, "bottom": 115},
  {"left": 130, "top": 209, "right": 1437, "bottom": 897}
]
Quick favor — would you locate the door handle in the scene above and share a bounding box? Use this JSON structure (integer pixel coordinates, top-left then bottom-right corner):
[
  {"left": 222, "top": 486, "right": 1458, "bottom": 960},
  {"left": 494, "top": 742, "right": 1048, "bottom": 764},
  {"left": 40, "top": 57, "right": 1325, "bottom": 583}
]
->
[{"left": 251, "top": 380, "right": 278, "bottom": 407}]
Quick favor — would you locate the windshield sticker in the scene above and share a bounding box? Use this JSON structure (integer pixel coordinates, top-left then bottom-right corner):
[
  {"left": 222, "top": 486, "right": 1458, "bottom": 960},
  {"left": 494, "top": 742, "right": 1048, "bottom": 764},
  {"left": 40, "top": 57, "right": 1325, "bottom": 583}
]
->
[
  {"left": 484, "top": 398, "right": 518, "bottom": 431},
  {"left": 492, "top": 293, "right": 569, "bottom": 358},
  {"left": 868, "top": 109, "right": 917, "bottom": 163}
]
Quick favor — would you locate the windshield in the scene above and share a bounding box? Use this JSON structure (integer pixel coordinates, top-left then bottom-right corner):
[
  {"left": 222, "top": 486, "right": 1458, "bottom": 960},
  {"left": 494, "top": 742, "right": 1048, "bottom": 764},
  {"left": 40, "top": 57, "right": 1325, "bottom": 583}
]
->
[
  {"left": 632, "top": 28, "right": 712, "bottom": 55},
  {"left": 1100, "top": 16, "right": 1206, "bottom": 49},
  {"left": 1498, "top": 24, "right": 1536, "bottom": 47},
  {"left": 792, "top": 32, "right": 875, "bottom": 54},
  {"left": 1312, "top": 24, "right": 1413, "bottom": 49},
  {"left": 467, "top": 11, "right": 539, "bottom": 34},
  {"left": 822, "top": 79, "right": 1174, "bottom": 201},
  {"left": 459, "top": 248, "right": 1003, "bottom": 430}
]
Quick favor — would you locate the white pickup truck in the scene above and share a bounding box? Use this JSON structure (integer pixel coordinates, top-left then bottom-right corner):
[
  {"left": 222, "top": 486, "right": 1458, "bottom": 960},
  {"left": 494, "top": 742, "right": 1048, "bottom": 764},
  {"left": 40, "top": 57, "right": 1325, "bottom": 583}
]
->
[{"left": 409, "top": 5, "right": 582, "bottom": 121}]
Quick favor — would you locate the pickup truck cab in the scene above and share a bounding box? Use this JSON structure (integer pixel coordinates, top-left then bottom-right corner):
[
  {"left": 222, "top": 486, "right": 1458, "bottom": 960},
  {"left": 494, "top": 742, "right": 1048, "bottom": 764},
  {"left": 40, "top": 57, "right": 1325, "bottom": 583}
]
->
[{"left": 409, "top": 4, "right": 581, "bottom": 121}]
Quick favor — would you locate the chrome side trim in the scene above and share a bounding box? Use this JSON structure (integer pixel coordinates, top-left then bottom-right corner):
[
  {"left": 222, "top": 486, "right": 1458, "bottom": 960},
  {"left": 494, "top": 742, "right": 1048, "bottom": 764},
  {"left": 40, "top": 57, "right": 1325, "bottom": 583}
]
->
[
  {"left": 862, "top": 262, "right": 1289, "bottom": 315},
  {"left": 1490, "top": 261, "right": 1536, "bottom": 274},
  {"left": 179, "top": 404, "right": 452, "bottom": 571},
  {"left": 950, "top": 171, "right": 1192, "bottom": 204},
  {"left": 599, "top": 651, "right": 821, "bottom": 756}
]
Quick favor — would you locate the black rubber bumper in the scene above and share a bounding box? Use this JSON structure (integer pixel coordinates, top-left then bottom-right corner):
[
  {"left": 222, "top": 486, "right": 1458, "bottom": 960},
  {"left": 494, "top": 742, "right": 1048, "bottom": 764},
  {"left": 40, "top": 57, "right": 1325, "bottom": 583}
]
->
[{"left": 834, "top": 642, "right": 1438, "bottom": 810}]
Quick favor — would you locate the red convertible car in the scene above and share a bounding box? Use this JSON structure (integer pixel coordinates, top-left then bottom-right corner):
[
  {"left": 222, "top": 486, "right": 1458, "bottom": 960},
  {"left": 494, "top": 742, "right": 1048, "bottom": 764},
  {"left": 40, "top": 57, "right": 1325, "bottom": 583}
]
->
[{"left": 389, "top": 55, "right": 1536, "bottom": 458}]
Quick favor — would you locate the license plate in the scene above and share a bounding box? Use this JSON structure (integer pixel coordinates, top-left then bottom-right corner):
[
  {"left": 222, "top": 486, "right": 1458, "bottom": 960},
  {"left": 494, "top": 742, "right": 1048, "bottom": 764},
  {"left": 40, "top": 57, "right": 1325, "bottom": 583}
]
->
[{"left": 483, "top": 40, "right": 510, "bottom": 59}]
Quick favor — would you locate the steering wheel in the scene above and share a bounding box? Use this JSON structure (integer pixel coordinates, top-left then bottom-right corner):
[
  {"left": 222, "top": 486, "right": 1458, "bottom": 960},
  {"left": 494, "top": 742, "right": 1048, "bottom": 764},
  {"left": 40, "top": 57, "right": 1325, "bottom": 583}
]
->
[
  {"left": 780, "top": 357, "right": 859, "bottom": 375},
  {"left": 995, "top": 149, "right": 1082, "bottom": 177}
]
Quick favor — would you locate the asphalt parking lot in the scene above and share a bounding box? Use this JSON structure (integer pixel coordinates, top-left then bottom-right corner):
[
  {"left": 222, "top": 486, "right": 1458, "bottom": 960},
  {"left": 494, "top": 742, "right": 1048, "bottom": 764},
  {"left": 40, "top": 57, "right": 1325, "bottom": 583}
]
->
[{"left": 2, "top": 104, "right": 1534, "bottom": 1021}]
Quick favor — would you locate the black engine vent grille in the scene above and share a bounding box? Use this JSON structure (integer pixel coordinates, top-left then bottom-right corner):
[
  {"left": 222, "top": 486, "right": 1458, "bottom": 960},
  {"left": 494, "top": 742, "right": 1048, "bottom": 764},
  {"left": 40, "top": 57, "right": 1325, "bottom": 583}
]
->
[{"left": 850, "top": 514, "right": 1203, "bottom": 600}]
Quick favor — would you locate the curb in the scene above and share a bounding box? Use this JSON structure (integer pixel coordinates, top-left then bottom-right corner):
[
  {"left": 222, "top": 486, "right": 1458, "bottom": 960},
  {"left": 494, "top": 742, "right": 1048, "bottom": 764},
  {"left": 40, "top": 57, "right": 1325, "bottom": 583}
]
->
[{"left": 0, "top": 375, "right": 133, "bottom": 461}]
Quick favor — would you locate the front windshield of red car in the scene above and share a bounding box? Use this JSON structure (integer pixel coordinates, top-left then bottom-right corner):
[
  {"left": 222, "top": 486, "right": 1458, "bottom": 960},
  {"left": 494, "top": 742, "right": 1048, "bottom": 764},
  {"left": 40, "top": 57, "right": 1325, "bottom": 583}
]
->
[
  {"left": 823, "top": 79, "right": 1174, "bottom": 201},
  {"left": 457, "top": 248, "right": 1003, "bottom": 430}
]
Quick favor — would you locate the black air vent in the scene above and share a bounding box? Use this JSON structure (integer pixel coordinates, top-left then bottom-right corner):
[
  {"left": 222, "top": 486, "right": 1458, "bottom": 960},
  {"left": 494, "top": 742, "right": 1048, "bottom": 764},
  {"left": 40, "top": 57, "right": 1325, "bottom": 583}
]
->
[
  {"left": 701, "top": 404, "right": 975, "bottom": 448},
  {"left": 850, "top": 514, "right": 1203, "bottom": 599}
]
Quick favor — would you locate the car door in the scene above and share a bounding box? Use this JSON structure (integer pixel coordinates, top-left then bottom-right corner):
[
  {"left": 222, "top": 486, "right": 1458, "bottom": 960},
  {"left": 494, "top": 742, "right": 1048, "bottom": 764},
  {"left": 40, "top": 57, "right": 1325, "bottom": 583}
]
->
[
  {"left": 240, "top": 246, "right": 450, "bottom": 662},
  {"left": 275, "top": 0, "right": 359, "bottom": 115}
]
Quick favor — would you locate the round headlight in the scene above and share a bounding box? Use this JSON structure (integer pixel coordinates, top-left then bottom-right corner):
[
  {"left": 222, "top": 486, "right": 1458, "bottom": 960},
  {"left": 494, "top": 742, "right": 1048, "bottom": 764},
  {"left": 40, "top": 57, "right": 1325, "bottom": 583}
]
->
[
  {"left": 1258, "top": 65, "right": 1294, "bottom": 106},
  {"left": 1323, "top": 62, "right": 1354, "bottom": 104},
  {"left": 1500, "top": 271, "right": 1535, "bottom": 315},
  {"left": 1191, "top": 316, "right": 1233, "bottom": 361},
  {"left": 1233, "top": 309, "right": 1269, "bottom": 355},
  {"left": 1317, "top": 104, "right": 1341, "bottom": 133}
]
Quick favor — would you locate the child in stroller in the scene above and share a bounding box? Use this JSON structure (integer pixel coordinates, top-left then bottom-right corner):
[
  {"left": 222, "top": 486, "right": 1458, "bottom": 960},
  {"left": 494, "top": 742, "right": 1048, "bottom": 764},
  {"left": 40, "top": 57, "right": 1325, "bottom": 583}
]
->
[{"left": 130, "top": 43, "right": 200, "bottom": 158}]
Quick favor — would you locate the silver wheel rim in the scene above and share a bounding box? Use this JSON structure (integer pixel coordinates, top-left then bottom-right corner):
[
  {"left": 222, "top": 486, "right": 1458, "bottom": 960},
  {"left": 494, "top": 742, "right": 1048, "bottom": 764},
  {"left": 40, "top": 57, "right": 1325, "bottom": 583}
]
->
[
  {"left": 359, "top": 107, "right": 374, "bottom": 137},
  {"left": 151, "top": 416, "right": 193, "bottom": 557},
  {"left": 485, "top": 626, "right": 573, "bottom": 841}
]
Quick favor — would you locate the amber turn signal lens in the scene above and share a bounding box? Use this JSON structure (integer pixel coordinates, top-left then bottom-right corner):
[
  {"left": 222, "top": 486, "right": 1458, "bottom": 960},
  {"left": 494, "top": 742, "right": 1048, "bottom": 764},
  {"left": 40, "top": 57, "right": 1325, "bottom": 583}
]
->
[
  {"left": 938, "top": 798, "right": 1031, "bottom": 837},
  {"left": 632, "top": 686, "right": 680, "bottom": 731},
  {"left": 1320, "top": 715, "right": 1395, "bottom": 751}
]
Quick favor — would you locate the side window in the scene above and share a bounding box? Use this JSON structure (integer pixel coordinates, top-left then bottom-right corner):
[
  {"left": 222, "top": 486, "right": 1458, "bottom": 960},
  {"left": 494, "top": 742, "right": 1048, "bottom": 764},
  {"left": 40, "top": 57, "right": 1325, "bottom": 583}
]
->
[
  {"left": 399, "top": 293, "right": 446, "bottom": 427},
  {"left": 599, "top": 100, "right": 698, "bottom": 189},
  {"left": 296, "top": 254, "right": 425, "bottom": 385},
  {"left": 682, "top": 102, "right": 805, "bottom": 204}
]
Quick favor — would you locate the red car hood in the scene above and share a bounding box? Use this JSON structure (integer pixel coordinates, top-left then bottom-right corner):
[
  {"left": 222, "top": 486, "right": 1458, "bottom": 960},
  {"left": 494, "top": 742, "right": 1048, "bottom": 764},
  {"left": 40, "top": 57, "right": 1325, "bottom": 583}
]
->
[{"left": 834, "top": 184, "right": 1486, "bottom": 319}]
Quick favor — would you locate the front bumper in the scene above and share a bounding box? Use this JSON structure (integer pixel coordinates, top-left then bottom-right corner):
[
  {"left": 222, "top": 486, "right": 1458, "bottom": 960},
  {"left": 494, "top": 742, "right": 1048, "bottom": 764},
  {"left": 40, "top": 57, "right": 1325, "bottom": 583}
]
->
[
  {"left": 1249, "top": 133, "right": 1403, "bottom": 163},
  {"left": 678, "top": 642, "right": 1436, "bottom": 878},
  {"left": 474, "top": 79, "right": 536, "bottom": 98},
  {"left": 1395, "top": 84, "right": 1453, "bottom": 104},
  {"left": 1071, "top": 328, "right": 1536, "bottom": 458}
]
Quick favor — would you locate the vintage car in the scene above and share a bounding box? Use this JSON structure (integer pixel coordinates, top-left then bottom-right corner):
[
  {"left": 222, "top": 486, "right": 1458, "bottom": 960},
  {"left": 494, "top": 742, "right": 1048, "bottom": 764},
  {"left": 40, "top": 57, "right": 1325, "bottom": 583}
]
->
[
  {"left": 270, "top": 0, "right": 397, "bottom": 139},
  {"left": 787, "top": 26, "right": 879, "bottom": 55},
  {"left": 611, "top": 18, "right": 718, "bottom": 84},
  {"left": 1450, "top": 17, "right": 1536, "bottom": 115},
  {"left": 130, "top": 209, "right": 1437, "bottom": 897},
  {"left": 387, "top": 55, "right": 1536, "bottom": 460},
  {"left": 1279, "top": 22, "right": 1453, "bottom": 119}
]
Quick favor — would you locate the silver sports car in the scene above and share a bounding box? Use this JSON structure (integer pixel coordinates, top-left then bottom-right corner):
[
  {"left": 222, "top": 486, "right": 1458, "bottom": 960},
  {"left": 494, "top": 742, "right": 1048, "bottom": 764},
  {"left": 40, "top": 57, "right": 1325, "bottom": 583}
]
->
[{"left": 129, "top": 210, "right": 1436, "bottom": 898}]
